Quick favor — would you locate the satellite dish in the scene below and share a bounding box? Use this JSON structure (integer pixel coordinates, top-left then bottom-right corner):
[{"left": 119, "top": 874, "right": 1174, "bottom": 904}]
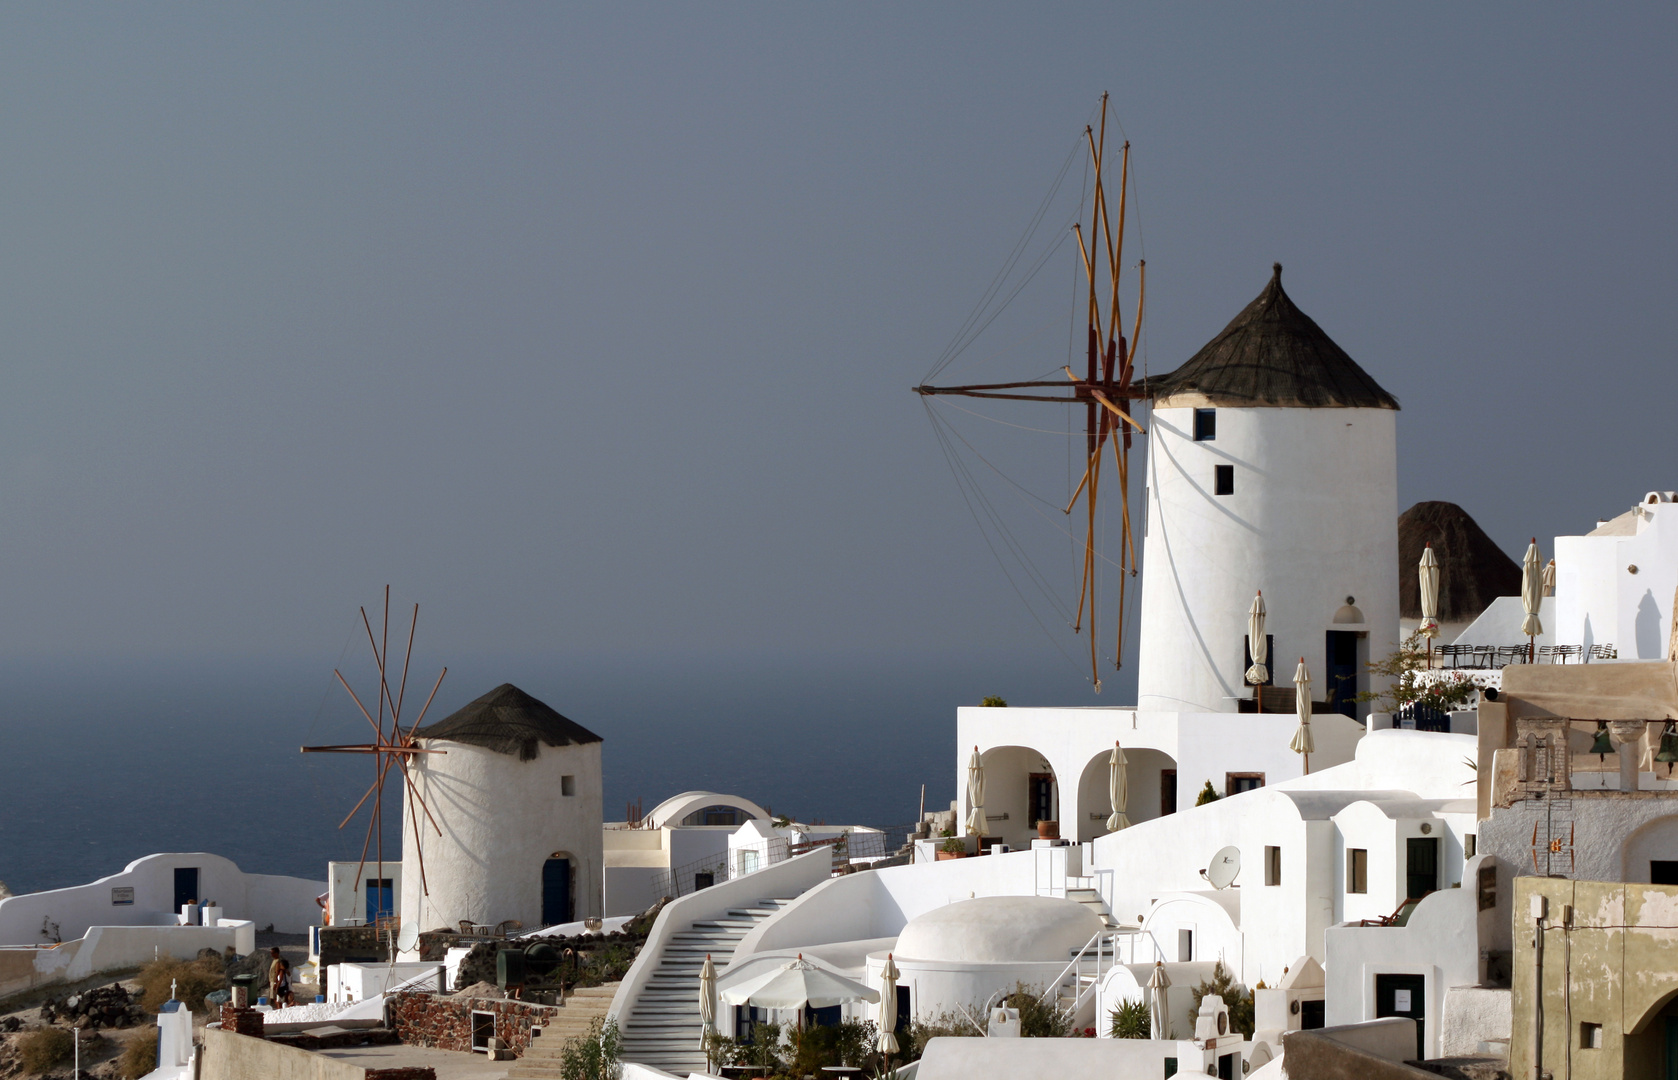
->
[
  {"left": 1204, "top": 846, "right": 1241, "bottom": 890},
  {"left": 396, "top": 922, "right": 420, "bottom": 954}
]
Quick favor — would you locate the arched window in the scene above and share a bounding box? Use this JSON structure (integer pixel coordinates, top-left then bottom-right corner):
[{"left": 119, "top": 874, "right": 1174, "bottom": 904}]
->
[{"left": 680, "top": 805, "right": 756, "bottom": 827}]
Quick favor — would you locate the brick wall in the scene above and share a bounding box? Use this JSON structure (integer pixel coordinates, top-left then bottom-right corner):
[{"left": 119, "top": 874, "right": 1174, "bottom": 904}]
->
[
  {"left": 389, "top": 991, "right": 560, "bottom": 1055},
  {"left": 218, "top": 1004, "right": 265, "bottom": 1038}
]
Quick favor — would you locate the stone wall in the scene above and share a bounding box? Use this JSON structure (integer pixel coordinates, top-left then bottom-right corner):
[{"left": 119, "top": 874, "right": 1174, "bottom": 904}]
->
[
  {"left": 319, "top": 926, "right": 457, "bottom": 966},
  {"left": 389, "top": 991, "right": 559, "bottom": 1055}
]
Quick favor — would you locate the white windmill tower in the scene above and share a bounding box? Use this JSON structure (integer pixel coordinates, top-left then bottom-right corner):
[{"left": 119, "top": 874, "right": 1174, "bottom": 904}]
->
[
  {"left": 399, "top": 683, "right": 604, "bottom": 943},
  {"left": 1134, "top": 265, "right": 1400, "bottom": 717}
]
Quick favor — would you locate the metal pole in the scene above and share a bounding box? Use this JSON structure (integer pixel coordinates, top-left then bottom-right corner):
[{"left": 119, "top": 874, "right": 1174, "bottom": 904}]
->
[{"left": 1531, "top": 894, "right": 1546, "bottom": 1080}]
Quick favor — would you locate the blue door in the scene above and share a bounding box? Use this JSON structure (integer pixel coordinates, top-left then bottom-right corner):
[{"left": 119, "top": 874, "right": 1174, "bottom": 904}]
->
[
  {"left": 542, "top": 858, "right": 572, "bottom": 926},
  {"left": 365, "top": 879, "right": 394, "bottom": 924},
  {"left": 1326, "top": 631, "right": 1359, "bottom": 717},
  {"left": 173, "top": 867, "right": 200, "bottom": 911}
]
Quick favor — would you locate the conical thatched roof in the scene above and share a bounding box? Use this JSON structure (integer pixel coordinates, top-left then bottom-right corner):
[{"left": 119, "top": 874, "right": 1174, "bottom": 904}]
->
[
  {"left": 1397, "top": 502, "right": 1521, "bottom": 621},
  {"left": 1147, "top": 264, "right": 1399, "bottom": 410},
  {"left": 414, "top": 683, "right": 602, "bottom": 761}
]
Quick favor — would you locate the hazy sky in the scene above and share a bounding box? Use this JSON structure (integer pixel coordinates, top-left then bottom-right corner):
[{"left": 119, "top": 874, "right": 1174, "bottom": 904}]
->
[{"left": 0, "top": 5, "right": 1673, "bottom": 674}]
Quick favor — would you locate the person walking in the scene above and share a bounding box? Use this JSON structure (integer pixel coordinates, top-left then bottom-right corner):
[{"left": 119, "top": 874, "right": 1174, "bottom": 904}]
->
[{"left": 268, "top": 947, "right": 294, "bottom": 1008}]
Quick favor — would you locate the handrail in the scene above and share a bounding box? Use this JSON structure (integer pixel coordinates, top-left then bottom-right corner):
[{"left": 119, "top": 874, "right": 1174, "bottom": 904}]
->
[{"left": 1037, "top": 929, "right": 1112, "bottom": 1008}]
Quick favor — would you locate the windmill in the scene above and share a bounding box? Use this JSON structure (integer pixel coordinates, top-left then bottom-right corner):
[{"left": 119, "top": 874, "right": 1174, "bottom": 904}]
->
[
  {"left": 301, "top": 586, "right": 449, "bottom": 918},
  {"left": 915, "top": 93, "right": 1146, "bottom": 691}
]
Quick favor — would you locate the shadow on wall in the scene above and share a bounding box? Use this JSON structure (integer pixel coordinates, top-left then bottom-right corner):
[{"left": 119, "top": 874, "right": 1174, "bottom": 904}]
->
[{"left": 1636, "top": 590, "right": 1662, "bottom": 660}]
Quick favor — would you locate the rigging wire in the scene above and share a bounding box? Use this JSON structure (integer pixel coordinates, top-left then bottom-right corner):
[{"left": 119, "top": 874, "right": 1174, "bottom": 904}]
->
[
  {"left": 926, "top": 405, "right": 1074, "bottom": 624},
  {"left": 923, "top": 401, "right": 1085, "bottom": 678},
  {"left": 924, "top": 135, "right": 1084, "bottom": 384}
]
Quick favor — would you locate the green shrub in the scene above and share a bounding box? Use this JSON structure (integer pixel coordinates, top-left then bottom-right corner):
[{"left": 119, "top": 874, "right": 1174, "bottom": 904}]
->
[
  {"left": 137, "top": 955, "right": 229, "bottom": 1013},
  {"left": 557, "top": 1016, "right": 621, "bottom": 1080},
  {"left": 1108, "top": 997, "right": 1149, "bottom": 1038},
  {"left": 1002, "top": 983, "right": 1072, "bottom": 1038},
  {"left": 1189, "top": 960, "right": 1255, "bottom": 1037},
  {"left": 981, "top": 696, "right": 1008, "bottom": 707},
  {"left": 17, "top": 1026, "right": 73, "bottom": 1072},
  {"left": 1195, "top": 781, "right": 1222, "bottom": 806},
  {"left": 119, "top": 1035, "right": 159, "bottom": 1079}
]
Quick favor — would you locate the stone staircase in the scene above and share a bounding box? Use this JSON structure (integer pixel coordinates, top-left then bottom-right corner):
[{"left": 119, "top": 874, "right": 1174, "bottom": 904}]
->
[
  {"left": 503, "top": 984, "right": 619, "bottom": 1079},
  {"left": 1068, "top": 884, "right": 1118, "bottom": 928},
  {"left": 616, "top": 898, "right": 796, "bottom": 1074}
]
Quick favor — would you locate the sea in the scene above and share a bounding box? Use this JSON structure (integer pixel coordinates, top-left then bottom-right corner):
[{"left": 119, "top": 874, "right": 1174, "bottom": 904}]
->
[{"left": 0, "top": 650, "right": 1123, "bottom": 896}]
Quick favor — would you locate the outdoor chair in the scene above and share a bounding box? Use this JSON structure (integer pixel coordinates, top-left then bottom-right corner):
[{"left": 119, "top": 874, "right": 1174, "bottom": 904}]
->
[
  {"left": 1548, "top": 644, "right": 1582, "bottom": 664},
  {"left": 1473, "top": 646, "right": 1498, "bottom": 669},
  {"left": 1589, "top": 643, "right": 1617, "bottom": 661},
  {"left": 1438, "top": 644, "right": 1464, "bottom": 668},
  {"left": 1496, "top": 645, "right": 1528, "bottom": 667}
]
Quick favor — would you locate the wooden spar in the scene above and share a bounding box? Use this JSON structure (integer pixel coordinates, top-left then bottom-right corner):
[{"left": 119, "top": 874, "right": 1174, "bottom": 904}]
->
[
  {"left": 913, "top": 94, "right": 1143, "bottom": 690},
  {"left": 403, "top": 667, "right": 449, "bottom": 742},
  {"left": 335, "top": 670, "right": 386, "bottom": 741},
  {"left": 302, "top": 744, "right": 444, "bottom": 754},
  {"left": 1107, "top": 142, "right": 1130, "bottom": 349},
  {"left": 394, "top": 603, "right": 418, "bottom": 723}
]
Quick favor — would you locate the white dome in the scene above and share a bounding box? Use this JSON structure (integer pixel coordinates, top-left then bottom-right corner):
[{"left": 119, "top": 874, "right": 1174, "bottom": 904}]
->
[{"left": 895, "top": 897, "right": 1103, "bottom": 964}]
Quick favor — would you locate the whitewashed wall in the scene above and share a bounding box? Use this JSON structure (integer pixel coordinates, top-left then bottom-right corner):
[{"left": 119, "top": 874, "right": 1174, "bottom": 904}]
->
[
  {"left": 401, "top": 738, "right": 603, "bottom": 936},
  {"left": 0, "top": 853, "right": 322, "bottom": 945},
  {"left": 1554, "top": 497, "right": 1678, "bottom": 660},
  {"left": 1136, "top": 405, "right": 1399, "bottom": 715}
]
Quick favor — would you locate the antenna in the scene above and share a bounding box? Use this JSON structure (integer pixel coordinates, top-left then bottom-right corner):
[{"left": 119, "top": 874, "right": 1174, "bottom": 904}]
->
[{"left": 1202, "top": 846, "right": 1242, "bottom": 890}]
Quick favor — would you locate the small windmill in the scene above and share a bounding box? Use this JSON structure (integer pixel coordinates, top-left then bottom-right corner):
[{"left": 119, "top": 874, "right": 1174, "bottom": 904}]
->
[
  {"left": 916, "top": 92, "right": 1146, "bottom": 690},
  {"left": 302, "top": 586, "right": 449, "bottom": 913}
]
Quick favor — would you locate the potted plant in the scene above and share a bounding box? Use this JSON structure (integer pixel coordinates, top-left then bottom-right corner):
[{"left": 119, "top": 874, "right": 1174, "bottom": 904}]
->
[
  {"left": 1036, "top": 819, "right": 1059, "bottom": 840},
  {"left": 936, "top": 835, "right": 968, "bottom": 861}
]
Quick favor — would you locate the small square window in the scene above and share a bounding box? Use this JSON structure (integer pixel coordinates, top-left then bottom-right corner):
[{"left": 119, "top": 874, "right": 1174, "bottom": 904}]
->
[
  {"left": 1228, "top": 772, "right": 1264, "bottom": 795},
  {"left": 1215, "top": 464, "right": 1234, "bottom": 496},
  {"left": 1177, "top": 928, "right": 1194, "bottom": 962},
  {"left": 1265, "top": 845, "right": 1282, "bottom": 886},
  {"left": 1653, "top": 861, "right": 1678, "bottom": 885},
  {"left": 1193, "top": 409, "right": 1217, "bottom": 441},
  {"left": 1580, "top": 1022, "right": 1602, "bottom": 1049},
  {"left": 1348, "top": 848, "right": 1368, "bottom": 894},
  {"left": 561, "top": 775, "right": 576, "bottom": 797}
]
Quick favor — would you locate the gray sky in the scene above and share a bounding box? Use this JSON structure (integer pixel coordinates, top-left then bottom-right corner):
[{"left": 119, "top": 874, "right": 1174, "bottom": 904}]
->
[{"left": 0, "top": 5, "right": 1673, "bottom": 670}]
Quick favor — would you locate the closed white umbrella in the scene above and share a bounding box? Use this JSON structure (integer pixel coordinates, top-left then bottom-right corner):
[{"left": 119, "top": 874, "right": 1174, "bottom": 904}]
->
[
  {"left": 965, "top": 746, "right": 986, "bottom": 837},
  {"left": 1291, "top": 658, "right": 1315, "bottom": 774},
  {"left": 1146, "top": 961, "right": 1171, "bottom": 1039},
  {"left": 1246, "top": 591, "right": 1268, "bottom": 709},
  {"left": 876, "top": 953, "right": 901, "bottom": 1056},
  {"left": 1106, "top": 741, "right": 1130, "bottom": 831},
  {"left": 699, "top": 953, "right": 717, "bottom": 1052},
  {"left": 1418, "top": 544, "right": 1441, "bottom": 667},
  {"left": 1521, "top": 539, "right": 1544, "bottom": 659},
  {"left": 721, "top": 954, "right": 879, "bottom": 1012}
]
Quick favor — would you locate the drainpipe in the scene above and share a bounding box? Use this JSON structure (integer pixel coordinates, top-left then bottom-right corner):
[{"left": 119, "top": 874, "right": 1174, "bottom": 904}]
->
[{"left": 1531, "top": 893, "right": 1546, "bottom": 1080}]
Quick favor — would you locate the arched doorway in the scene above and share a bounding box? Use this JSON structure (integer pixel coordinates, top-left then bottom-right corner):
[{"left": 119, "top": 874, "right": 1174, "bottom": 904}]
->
[
  {"left": 976, "top": 746, "right": 1057, "bottom": 851},
  {"left": 1076, "top": 746, "right": 1177, "bottom": 841},
  {"left": 543, "top": 853, "right": 575, "bottom": 926}
]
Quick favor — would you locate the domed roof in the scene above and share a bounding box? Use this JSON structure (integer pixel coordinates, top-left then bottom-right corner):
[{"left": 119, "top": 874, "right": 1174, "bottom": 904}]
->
[
  {"left": 1147, "top": 264, "right": 1399, "bottom": 411},
  {"left": 894, "top": 896, "right": 1103, "bottom": 964}
]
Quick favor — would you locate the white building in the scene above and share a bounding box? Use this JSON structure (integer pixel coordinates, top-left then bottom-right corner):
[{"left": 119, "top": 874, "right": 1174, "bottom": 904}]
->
[
  {"left": 397, "top": 683, "right": 603, "bottom": 941},
  {"left": 1136, "top": 263, "right": 1400, "bottom": 717},
  {"left": 1553, "top": 491, "right": 1678, "bottom": 661}
]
